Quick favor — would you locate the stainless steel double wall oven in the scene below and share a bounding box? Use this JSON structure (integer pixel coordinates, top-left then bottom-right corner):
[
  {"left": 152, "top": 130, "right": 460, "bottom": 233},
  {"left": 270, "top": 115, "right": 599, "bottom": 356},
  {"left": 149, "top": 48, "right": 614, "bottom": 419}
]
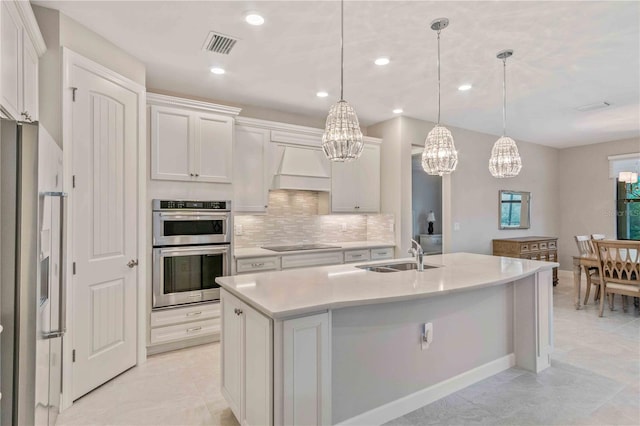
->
[{"left": 152, "top": 200, "right": 231, "bottom": 309}]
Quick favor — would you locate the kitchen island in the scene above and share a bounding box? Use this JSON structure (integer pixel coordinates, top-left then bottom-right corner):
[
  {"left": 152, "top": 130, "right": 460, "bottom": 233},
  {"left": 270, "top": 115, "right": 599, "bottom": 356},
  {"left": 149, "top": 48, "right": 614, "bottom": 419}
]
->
[{"left": 216, "top": 252, "right": 556, "bottom": 426}]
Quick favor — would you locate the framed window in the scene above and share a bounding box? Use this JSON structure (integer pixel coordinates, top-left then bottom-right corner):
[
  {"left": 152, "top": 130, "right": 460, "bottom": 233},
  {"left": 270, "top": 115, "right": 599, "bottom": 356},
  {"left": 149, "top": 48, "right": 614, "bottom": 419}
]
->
[{"left": 616, "top": 179, "right": 640, "bottom": 240}]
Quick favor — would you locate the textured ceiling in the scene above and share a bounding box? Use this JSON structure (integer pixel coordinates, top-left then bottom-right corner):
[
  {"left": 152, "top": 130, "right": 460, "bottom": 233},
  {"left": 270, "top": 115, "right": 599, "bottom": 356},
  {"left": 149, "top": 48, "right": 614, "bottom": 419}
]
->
[{"left": 34, "top": 1, "right": 640, "bottom": 148}]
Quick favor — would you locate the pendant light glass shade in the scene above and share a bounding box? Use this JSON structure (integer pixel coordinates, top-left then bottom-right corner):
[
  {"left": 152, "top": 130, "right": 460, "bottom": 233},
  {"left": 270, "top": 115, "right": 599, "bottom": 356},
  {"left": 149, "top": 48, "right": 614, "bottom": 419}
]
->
[
  {"left": 422, "top": 18, "right": 458, "bottom": 176},
  {"left": 322, "top": 100, "right": 364, "bottom": 161},
  {"left": 422, "top": 125, "right": 458, "bottom": 176},
  {"left": 322, "top": 0, "right": 363, "bottom": 162},
  {"left": 489, "top": 49, "right": 522, "bottom": 178}
]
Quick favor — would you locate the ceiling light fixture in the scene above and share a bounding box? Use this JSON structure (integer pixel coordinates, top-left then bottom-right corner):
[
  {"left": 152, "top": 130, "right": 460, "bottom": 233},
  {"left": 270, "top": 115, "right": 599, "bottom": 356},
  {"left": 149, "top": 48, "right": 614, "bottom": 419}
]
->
[
  {"left": 244, "top": 12, "right": 264, "bottom": 26},
  {"left": 210, "top": 67, "right": 225, "bottom": 75},
  {"left": 422, "top": 18, "right": 458, "bottom": 176},
  {"left": 458, "top": 84, "right": 472, "bottom": 91},
  {"left": 374, "top": 57, "right": 390, "bottom": 66},
  {"left": 317, "top": 91, "right": 329, "bottom": 98},
  {"left": 393, "top": 108, "right": 403, "bottom": 114},
  {"left": 489, "top": 49, "right": 522, "bottom": 178},
  {"left": 321, "top": 0, "right": 363, "bottom": 162}
]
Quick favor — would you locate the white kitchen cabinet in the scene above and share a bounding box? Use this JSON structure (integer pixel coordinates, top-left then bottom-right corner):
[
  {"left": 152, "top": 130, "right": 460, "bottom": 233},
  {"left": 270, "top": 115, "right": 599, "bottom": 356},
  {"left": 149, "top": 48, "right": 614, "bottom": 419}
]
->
[
  {"left": 149, "top": 302, "right": 221, "bottom": 346},
  {"left": 148, "top": 94, "right": 240, "bottom": 183},
  {"left": 234, "top": 125, "right": 270, "bottom": 212},
  {"left": 344, "top": 249, "right": 370, "bottom": 263},
  {"left": 236, "top": 256, "right": 280, "bottom": 274},
  {"left": 0, "top": 1, "right": 43, "bottom": 121},
  {"left": 331, "top": 143, "right": 381, "bottom": 213},
  {"left": 221, "top": 290, "right": 272, "bottom": 426},
  {"left": 371, "top": 246, "right": 394, "bottom": 260},
  {"left": 280, "top": 251, "right": 344, "bottom": 269}
]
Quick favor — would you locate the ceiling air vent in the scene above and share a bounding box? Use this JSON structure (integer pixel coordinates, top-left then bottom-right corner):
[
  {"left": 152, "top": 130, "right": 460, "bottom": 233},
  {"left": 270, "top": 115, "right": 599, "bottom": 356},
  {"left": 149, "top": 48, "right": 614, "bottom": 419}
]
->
[
  {"left": 576, "top": 101, "right": 611, "bottom": 112},
  {"left": 202, "top": 31, "right": 238, "bottom": 55}
]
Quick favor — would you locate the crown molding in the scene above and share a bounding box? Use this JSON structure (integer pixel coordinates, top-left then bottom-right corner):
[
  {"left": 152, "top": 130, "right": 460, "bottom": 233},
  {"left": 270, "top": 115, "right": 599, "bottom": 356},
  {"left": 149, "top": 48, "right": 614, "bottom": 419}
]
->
[
  {"left": 15, "top": 1, "right": 47, "bottom": 57},
  {"left": 147, "top": 93, "right": 242, "bottom": 116}
]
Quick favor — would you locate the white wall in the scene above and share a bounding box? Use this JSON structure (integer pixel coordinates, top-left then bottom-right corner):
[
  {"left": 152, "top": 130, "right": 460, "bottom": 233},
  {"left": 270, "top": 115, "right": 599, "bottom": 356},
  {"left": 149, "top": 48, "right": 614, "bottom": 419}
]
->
[
  {"left": 368, "top": 116, "right": 560, "bottom": 256},
  {"left": 557, "top": 137, "right": 640, "bottom": 269},
  {"left": 33, "top": 6, "right": 146, "bottom": 145}
]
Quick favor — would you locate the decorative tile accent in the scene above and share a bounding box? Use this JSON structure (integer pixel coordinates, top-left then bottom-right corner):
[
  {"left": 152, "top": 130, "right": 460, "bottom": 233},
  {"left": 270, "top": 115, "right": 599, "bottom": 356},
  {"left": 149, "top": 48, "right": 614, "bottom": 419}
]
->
[{"left": 234, "top": 190, "right": 395, "bottom": 248}]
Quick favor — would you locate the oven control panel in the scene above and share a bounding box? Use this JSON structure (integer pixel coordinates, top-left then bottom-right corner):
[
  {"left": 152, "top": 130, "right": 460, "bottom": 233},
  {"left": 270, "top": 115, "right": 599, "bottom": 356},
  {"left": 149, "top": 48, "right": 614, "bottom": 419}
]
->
[{"left": 153, "top": 200, "right": 230, "bottom": 211}]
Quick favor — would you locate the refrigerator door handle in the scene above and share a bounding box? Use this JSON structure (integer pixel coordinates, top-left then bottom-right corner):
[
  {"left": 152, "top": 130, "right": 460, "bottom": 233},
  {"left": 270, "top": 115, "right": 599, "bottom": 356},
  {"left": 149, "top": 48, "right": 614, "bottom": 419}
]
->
[{"left": 41, "top": 191, "right": 68, "bottom": 339}]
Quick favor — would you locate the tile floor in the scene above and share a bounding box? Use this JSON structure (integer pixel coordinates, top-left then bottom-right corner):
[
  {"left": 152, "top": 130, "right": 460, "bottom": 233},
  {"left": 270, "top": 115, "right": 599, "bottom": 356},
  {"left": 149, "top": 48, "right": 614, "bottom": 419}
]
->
[{"left": 57, "top": 275, "right": 639, "bottom": 426}]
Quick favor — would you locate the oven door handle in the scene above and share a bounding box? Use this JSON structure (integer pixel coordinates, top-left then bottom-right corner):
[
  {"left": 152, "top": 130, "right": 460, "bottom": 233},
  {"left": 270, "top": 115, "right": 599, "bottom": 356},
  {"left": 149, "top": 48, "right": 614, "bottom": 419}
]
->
[
  {"left": 159, "top": 246, "right": 229, "bottom": 257},
  {"left": 158, "top": 212, "right": 229, "bottom": 218}
]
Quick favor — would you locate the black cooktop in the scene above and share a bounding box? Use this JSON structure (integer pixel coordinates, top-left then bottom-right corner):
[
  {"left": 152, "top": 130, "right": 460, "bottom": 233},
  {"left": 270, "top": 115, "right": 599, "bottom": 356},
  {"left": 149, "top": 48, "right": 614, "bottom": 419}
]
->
[{"left": 262, "top": 244, "right": 341, "bottom": 252}]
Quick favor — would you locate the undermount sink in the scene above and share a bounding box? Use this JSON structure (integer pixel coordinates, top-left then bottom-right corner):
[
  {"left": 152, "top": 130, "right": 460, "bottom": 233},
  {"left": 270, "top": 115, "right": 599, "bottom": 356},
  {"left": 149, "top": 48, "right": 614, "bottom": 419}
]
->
[{"left": 356, "top": 262, "right": 440, "bottom": 273}]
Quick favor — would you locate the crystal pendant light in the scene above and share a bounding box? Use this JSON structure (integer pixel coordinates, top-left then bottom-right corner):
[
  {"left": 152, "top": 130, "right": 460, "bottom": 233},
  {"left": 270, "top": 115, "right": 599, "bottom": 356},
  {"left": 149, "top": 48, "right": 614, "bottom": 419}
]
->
[
  {"left": 422, "top": 18, "right": 458, "bottom": 176},
  {"left": 489, "top": 49, "right": 522, "bottom": 178},
  {"left": 322, "top": 0, "right": 364, "bottom": 162}
]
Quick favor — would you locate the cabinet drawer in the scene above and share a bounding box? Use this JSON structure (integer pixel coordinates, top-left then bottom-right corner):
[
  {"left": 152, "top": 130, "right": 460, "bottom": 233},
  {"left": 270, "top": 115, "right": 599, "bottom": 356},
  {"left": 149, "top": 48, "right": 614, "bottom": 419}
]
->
[
  {"left": 539, "top": 252, "right": 548, "bottom": 261},
  {"left": 548, "top": 251, "right": 557, "bottom": 262},
  {"left": 530, "top": 243, "right": 539, "bottom": 251},
  {"left": 150, "top": 318, "right": 220, "bottom": 344},
  {"left": 371, "top": 247, "right": 394, "bottom": 260},
  {"left": 151, "top": 303, "right": 220, "bottom": 328},
  {"left": 539, "top": 242, "right": 548, "bottom": 250},
  {"left": 237, "top": 256, "right": 280, "bottom": 273},
  {"left": 281, "top": 251, "right": 343, "bottom": 269},
  {"left": 548, "top": 241, "right": 557, "bottom": 249},
  {"left": 520, "top": 244, "right": 529, "bottom": 253},
  {"left": 344, "top": 249, "right": 371, "bottom": 263}
]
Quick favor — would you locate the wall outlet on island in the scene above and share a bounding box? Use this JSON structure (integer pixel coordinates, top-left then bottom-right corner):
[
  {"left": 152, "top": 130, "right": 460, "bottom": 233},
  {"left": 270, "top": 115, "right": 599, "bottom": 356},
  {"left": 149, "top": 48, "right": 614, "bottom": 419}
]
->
[
  {"left": 341, "top": 223, "right": 347, "bottom": 232},
  {"left": 453, "top": 222, "right": 460, "bottom": 231},
  {"left": 235, "top": 224, "right": 243, "bottom": 236},
  {"left": 421, "top": 322, "right": 433, "bottom": 350}
]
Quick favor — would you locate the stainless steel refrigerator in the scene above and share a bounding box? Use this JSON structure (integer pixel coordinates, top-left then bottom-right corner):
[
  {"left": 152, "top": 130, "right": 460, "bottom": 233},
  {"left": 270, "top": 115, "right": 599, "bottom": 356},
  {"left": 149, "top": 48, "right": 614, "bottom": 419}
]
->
[{"left": 1, "top": 119, "right": 65, "bottom": 426}]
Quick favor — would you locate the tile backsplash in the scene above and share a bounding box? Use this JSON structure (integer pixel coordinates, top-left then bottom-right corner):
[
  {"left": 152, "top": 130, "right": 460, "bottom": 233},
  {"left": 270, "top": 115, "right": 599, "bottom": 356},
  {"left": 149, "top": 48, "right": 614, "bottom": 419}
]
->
[{"left": 234, "top": 190, "right": 394, "bottom": 248}]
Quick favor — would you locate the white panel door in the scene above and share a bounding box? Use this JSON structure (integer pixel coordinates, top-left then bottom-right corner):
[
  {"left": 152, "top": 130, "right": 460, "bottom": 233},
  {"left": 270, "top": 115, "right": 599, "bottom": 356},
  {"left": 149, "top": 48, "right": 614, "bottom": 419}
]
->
[
  {"left": 194, "top": 112, "right": 233, "bottom": 183},
  {"left": 1, "top": 0, "right": 22, "bottom": 119},
  {"left": 330, "top": 160, "right": 357, "bottom": 212},
  {"left": 233, "top": 126, "right": 270, "bottom": 212},
  {"left": 150, "top": 105, "right": 192, "bottom": 181},
  {"left": 243, "top": 305, "right": 272, "bottom": 426},
  {"left": 71, "top": 64, "right": 138, "bottom": 400},
  {"left": 21, "top": 31, "right": 38, "bottom": 122},
  {"left": 221, "top": 290, "right": 243, "bottom": 421}
]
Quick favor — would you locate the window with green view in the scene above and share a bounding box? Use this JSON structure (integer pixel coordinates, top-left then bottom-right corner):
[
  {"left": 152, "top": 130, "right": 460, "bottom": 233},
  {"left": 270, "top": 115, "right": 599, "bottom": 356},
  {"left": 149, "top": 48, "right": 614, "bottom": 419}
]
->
[{"left": 616, "top": 179, "right": 640, "bottom": 240}]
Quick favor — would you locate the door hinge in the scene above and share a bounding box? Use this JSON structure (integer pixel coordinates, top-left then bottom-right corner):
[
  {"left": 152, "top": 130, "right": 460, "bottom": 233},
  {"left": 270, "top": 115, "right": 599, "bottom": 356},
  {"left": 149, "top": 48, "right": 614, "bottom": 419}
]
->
[
  {"left": 72, "top": 262, "right": 76, "bottom": 275},
  {"left": 72, "top": 175, "right": 76, "bottom": 188},
  {"left": 72, "top": 349, "right": 76, "bottom": 362},
  {"left": 71, "top": 87, "right": 77, "bottom": 102}
]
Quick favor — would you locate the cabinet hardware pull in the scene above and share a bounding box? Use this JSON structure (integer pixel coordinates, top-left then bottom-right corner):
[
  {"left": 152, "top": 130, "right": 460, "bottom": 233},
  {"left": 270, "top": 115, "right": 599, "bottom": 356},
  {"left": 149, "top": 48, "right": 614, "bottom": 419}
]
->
[
  {"left": 186, "top": 326, "right": 202, "bottom": 333},
  {"left": 251, "top": 262, "right": 265, "bottom": 267},
  {"left": 195, "top": 173, "right": 199, "bottom": 177},
  {"left": 352, "top": 254, "right": 362, "bottom": 257},
  {"left": 186, "top": 311, "right": 202, "bottom": 317},
  {"left": 234, "top": 308, "right": 243, "bottom": 315}
]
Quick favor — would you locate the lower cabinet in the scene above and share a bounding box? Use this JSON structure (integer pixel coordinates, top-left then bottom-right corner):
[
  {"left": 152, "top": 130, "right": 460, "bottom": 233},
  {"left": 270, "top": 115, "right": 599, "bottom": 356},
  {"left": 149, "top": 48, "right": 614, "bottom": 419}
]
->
[
  {"left": 149, "top": 302, "right": 220, "bottom": 346},
  {"left": 221, "top": 290, "right": 273, "bottom": 426}
]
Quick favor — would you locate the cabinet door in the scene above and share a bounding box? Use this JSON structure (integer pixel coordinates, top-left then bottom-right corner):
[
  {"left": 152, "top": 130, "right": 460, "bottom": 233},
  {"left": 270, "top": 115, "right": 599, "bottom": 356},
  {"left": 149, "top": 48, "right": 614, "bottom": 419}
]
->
[
  {"left": 1, "top": 0, "right": 22, "bottom": 119},
  {"left": 22, "top": 30, "right": 38, "bottom": 121},
  {"left": 355, "top": 144, "right": 380, "bottom": 212},
  {"left": 221, "top": 291, "right": 244, "bottom": 421},
  {"left": 194, "top": 112, "right": 233, "bottom": 183},
  {"left": 243, "top": 304, "right": 273, "bottom": 426},
  {"left": 150, "top": 106, "right": 193, "bottom": 181},
  {"left": 234, "top": 126, "right": 270, "bottom": 212},
  {"left": 331, "top": 143, "right": 380, "bottom": 213}
]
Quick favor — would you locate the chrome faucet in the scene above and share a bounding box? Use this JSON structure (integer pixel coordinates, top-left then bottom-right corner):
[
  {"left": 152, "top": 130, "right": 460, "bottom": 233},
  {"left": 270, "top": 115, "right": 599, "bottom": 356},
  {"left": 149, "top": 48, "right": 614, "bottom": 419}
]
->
[{"left": 408, "top": 239, "right": 424, "bottom": 272}]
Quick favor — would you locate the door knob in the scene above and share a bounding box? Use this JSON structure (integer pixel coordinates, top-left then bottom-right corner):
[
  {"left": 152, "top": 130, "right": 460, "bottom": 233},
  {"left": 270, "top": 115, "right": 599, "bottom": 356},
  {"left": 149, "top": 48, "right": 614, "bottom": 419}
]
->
[{"left": 127, "top": 259, "right": 139, "bottom": 268}]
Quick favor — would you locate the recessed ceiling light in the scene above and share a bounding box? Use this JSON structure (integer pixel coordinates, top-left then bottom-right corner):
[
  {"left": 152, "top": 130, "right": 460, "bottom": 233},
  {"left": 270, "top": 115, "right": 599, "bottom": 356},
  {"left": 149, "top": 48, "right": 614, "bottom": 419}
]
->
[
  {"left": 316, "top": 91, "right": 329, "bottom": 98},
  {"left": 374, "top": 57, "right": 390, "bottom": 66},
  {"left": 244, "top": 12, "right": 264, "bottom": 26},
  {"left": 458, "top": 84, "right": 472, "bottom": 91},
  {"left": 210, "top": 67, "right": 225, "bottom": 75},
  {"left": 393, "top": 108, "right": 403, "bottom": 114}
]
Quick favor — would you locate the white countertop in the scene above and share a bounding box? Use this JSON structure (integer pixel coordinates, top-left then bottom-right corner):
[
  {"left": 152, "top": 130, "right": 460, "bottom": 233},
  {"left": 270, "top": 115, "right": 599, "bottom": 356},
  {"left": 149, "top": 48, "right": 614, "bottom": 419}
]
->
[
  {"left": 216, "top": 252, "right": 558, "bottom": 319},
  {"left": 234, "top": 240, "right": 394, "bottom": 259}
]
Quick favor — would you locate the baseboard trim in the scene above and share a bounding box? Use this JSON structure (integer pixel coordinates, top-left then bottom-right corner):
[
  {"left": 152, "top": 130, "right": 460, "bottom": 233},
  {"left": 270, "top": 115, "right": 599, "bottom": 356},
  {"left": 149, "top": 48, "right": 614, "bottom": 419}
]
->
[{"left": 336, "top": 353, "right": 515, "bottom": 426}]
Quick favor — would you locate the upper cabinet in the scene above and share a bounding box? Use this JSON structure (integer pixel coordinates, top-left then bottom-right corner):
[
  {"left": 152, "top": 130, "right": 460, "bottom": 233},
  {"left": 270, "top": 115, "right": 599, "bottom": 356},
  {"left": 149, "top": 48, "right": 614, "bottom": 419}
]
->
[
  {"left": 233, "top": 125, "right": 270, "bottom": 212},
  {"left": 331, "top": 141, "right": 381, "bottom": 213},
  {"left": 0, "top": 1, "right": 46, "bottom": 122},
  {"left": 148, "top": 94, "right": 240, "bottom": 183}
]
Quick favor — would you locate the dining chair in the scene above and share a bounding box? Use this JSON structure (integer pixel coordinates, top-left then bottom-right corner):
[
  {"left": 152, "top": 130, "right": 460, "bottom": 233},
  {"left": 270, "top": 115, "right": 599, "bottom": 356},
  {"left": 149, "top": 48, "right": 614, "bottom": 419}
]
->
[
  {"left": 594, "top": 240, "right": 640, "bottom": 317},
  {"left": 591, "top": 234, "right": 606, "bottom": 241},
  {"left": 575, "top": 235, "right": 601, "bottom": 304}
]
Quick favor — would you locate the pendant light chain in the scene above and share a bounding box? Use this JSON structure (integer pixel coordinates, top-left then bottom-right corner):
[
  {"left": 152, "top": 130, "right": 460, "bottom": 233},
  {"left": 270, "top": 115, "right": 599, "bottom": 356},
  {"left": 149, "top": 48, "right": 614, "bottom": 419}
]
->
[
  {"left": 502, "top": 57, "right": 506, "bottom": 136},
  {"left": 437, "top": 30, "right": 441, "bottom": 125},
  {"left": 340, "top": 0, "right": 344, "bottom": 101}
]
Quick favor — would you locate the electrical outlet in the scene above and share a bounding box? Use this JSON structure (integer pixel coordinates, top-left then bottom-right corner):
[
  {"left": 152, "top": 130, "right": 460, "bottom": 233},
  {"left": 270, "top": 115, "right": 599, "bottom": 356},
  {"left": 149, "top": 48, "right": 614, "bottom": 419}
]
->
[
  {"left": 235, "top": 224, "right": 243, "bottom": 236},
  {"left": 453, "top": 222, "right": 461, "bottom": 231},
  {"left": 341, "top": 223, "right": 347, "bottom": 232},
  {"left": 421, "top": 322, "right": 433, "bottom": 350}
]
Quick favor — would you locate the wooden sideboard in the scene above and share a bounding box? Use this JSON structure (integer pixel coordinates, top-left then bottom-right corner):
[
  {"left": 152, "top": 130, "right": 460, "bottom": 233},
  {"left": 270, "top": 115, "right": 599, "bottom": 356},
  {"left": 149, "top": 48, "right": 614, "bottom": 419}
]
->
[{"left": 492, "top": 236, "right": 558, "bottom": 286}]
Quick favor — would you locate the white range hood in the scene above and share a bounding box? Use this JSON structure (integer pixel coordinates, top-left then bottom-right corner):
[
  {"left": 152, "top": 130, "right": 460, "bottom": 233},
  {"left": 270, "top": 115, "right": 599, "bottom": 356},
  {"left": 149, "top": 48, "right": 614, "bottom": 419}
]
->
[{"left": 272, "top": 145, "right": 331, "bottom": 192}]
